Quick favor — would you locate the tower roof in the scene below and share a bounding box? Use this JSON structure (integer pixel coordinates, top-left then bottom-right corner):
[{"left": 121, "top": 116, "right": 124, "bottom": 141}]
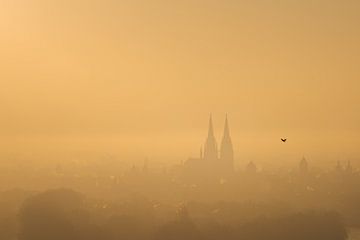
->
[
  {"left": 220, "top": 114, "right": 234, "bottom": 166},
  {"left": 204, "top": 114, "right": 218, "bottom": 161}
]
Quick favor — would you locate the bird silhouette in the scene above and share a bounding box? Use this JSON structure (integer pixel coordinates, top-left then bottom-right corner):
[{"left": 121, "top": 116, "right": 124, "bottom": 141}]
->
[{"left": 281, "top": 138, "right": 287, "bottom": 142}]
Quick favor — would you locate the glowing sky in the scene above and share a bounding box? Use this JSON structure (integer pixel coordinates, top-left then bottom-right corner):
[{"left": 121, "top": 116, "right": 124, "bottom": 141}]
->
[{"left": 1, "top": 0, "right": 360, "bottom": 164}]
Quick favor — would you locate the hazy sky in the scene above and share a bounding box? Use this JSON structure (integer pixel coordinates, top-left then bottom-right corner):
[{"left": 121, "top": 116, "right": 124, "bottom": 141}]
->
[{"left": 1, "top": 0, "right": 360, "bottom": 165}]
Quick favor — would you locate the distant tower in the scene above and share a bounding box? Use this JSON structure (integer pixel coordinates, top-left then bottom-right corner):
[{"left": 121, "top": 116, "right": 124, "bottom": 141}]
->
[
  {"left": 142, "top": 158, "right": 149, "bottom": 173},
  {"left": 220, "top": 115, "right": 234, "bottom": 173},
  {"left": 336, "top": 161, "right": 343, "bottom": 173},
  {"left": 203, "top": 115, "right": 218, "bottom": 161},
  {"left": 299, "top": 157, "right": 308, "bottom": 174},
  {"left": 246, "top": 161, "right": 257, "bottom": 174},
  {"left": 346, "top": 160, "right": 353, "bottom": 173}
]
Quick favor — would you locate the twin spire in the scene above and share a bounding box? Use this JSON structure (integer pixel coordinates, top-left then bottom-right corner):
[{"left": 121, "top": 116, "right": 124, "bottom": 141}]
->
[
  {"left": 203, "top": 114, "right": 234, "bottom": 164},
  {"left": 207, "top": 114, "right": 231, "bottom": 139}
]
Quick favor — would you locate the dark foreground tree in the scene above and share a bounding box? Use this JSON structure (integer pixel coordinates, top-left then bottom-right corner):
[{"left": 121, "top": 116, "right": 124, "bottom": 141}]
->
[{"left": 17, "top": 188, "right": 99, "bottom": 240}]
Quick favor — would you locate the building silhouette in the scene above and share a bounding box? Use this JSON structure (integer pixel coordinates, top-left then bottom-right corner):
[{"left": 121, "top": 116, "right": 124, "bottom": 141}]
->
[
  {"left": 220, "top": 115, "right": 235, "bottom": 174},
  {"left": 335, "top": 161, "right": 343, "bottom": 173},
  {"left": 345, "top": 160, "right": 353, "bottom": 174},
  {"left": 246, "top": 161, "right": 257, "bottom": 174},
  {"left": 299, "top": 157, "right": 308, "bottom": 174},
  {"left": 184, "top": 115, "right": 235, "bottom": 181},
  {"left": 203, "top": 115, "right": 218, "bottom": 162}
]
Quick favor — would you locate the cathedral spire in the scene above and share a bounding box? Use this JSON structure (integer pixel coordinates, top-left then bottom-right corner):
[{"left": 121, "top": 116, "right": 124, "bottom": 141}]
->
[
  {"left": 221, "top": 114, "right": 232, "bottom": 144},
  {"left": 223, "top": 114, "right": 230, "bottom": 139},
  {"left": 204, "top": 114, "right": 218, "bottom": 161},
  {"left": 208, "top": 114, "right": 215, "bottom": 138},
  {"left": 220, "top": 114, "right": 234, "bottom": 173}
]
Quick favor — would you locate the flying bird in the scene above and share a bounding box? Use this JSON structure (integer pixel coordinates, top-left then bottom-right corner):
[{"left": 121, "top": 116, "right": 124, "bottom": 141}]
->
[{"left": 281, "top": 138, "right": 287, "bottom": 142}]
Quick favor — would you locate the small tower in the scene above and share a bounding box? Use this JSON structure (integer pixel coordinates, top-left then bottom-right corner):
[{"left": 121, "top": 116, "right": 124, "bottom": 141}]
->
[
  {"left": 299, "top": 157, "right": 308, "bottom": 174},
  {"left": 336, "top": 161, "right": 343, "bottom": 173},
  {"left": 246, "top": 161, "right": 257, "bottom": 174},
  {"left": 346, "top": 160, "right": 353, "bottom": 174}
]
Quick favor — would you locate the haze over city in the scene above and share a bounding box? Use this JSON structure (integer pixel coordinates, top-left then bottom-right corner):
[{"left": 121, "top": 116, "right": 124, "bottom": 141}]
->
[{"left": 1, "top": 1, "right": 360, "bottom": 240}]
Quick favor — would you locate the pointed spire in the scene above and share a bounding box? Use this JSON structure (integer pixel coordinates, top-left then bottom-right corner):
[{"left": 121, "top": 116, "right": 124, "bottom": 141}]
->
[
  {"left": 204, "top": 114, "right": 218, "bottom": 161},
  {"left": 220, "top": 114, "right": 234, "bottom": 173},
  {"left": 208, "top": 114, "right": 215, "bottom": 138},
  {"left": 223, "top": 114, "right": 230, "bottom": 139}
]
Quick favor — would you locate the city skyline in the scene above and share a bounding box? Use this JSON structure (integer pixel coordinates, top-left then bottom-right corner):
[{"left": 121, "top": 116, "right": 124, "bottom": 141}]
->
[{"left": 1, "top": 1, "right": 360, "bottom": 239}]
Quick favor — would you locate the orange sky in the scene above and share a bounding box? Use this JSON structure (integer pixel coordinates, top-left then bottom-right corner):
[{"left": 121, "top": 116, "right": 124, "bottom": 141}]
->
[{"left": 1, "top": 0, "right": 360, "bottom": 165}]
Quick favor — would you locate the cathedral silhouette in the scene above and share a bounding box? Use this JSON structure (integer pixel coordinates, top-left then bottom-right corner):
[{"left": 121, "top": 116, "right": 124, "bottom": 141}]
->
[{"left": 184, "top": 115, "right": 234, "bottom": 181}]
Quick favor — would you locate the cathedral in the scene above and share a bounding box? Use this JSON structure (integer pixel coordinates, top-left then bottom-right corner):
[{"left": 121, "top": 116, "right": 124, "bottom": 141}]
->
[{"left": 184, "top": 115, "right": 235, "bottom": 180}]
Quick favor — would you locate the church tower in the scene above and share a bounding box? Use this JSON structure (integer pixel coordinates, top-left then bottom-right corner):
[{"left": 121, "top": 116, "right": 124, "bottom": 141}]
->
[
  {"left": 203, "top": 115, "right": 218, "bottom": 161},
  {"left": 220, "top": 115, "right": 234, "bottom": 173},
  {"left": 299, "top": 157, "right": 308, "bottom": 174}
]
